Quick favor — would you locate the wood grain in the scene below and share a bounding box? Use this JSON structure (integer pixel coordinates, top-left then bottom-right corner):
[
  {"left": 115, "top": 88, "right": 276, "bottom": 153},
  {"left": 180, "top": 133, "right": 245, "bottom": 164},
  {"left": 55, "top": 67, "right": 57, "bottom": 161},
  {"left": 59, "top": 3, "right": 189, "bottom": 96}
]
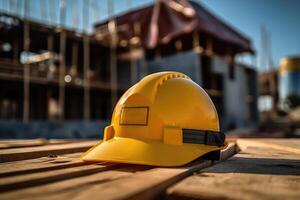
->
[
  {"left": 0, "top": 140, "right": 97, "bottom": 163},
  {"left": 65, "top": 143, "right": 236, "bottom": 200},
  {"left": 237, "top": 138, "right": 300, "bottom": 154},
  {"left": 166, "top": 139, "right": 300, "bottom": 200},
  {"left": 0, "top": 162, "right": 119, "bottom": 192},
  {"left": 0, "top": 143, "right": 236, "bottom": 200},
  {"left": 0, "top": 167, "right": 138, "bottom": 200},
  {"left": 0, "top": 153, "right": 83, "bottom": 177},
  {"left": 0, "top": 139, "right": 85, "bottom": 149}
]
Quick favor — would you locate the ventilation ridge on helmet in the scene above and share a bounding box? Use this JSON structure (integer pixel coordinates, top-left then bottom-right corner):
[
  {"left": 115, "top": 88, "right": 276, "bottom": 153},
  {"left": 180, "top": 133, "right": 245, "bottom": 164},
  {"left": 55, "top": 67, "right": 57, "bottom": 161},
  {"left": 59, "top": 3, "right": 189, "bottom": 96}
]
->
[{"left": 156, "top": 72, "right": 189, "bottom": 89}]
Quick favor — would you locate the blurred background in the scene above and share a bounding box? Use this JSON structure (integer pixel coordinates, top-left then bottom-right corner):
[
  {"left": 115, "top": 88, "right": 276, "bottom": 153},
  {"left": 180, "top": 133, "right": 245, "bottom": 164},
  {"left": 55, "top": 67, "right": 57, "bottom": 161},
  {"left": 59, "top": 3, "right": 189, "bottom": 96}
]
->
[{"left": 0, "top": 0, "right": 299, "bottom": 139}]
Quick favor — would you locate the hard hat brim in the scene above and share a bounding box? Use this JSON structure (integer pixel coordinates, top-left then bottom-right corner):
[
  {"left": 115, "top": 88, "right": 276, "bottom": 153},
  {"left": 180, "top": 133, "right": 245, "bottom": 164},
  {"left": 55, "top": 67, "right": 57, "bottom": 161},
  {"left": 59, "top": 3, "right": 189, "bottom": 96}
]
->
[{"left": 81, "top": 137, "right": 223, "bottom": 167}]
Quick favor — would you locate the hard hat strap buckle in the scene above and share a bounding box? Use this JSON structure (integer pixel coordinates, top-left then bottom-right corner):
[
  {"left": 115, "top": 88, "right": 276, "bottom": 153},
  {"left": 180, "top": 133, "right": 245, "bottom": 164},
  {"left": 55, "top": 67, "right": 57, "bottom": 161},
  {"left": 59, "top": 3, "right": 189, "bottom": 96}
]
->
[
  {"left": 182, "top": 129, "right": 225, "bottom": 147},
  {"left": 204, "top": 131, "right": 225, "bottom": 147}
]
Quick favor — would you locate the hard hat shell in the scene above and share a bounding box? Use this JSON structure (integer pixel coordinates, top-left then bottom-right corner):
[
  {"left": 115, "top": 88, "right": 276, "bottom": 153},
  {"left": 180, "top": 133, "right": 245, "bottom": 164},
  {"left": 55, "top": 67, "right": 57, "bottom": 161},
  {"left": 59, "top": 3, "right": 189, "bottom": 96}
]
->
[{"left": 81, "top": 71, "right": 226, "bottom": 166}]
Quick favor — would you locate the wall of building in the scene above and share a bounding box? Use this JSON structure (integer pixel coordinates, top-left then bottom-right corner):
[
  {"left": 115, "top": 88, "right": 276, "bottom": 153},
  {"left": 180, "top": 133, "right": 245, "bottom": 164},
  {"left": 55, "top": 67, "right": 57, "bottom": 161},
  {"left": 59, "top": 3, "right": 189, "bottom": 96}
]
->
[
  {"left": 211, "top": 56, "right": 256, "bottom": 129},
  {"left": 145, "top": 51, "right": 202, "bottom": 85},
  {"left": 139, "top": 51, "right": 258, "bottom": 131}
]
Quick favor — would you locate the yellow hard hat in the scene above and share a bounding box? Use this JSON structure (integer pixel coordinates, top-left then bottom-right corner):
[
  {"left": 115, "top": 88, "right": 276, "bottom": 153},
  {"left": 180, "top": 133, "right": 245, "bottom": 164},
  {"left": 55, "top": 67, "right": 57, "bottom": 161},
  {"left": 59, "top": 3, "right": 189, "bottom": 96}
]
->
[{"left": 81, "top": 71, "right": 226, "bottom": 166}]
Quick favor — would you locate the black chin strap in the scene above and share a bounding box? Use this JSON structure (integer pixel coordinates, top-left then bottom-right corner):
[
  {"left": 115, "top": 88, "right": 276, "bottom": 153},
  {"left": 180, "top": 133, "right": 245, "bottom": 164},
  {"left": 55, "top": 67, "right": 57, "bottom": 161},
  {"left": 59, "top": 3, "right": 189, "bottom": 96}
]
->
[{"left": 182, "top": 129, "right": 225, "bottom": 147}]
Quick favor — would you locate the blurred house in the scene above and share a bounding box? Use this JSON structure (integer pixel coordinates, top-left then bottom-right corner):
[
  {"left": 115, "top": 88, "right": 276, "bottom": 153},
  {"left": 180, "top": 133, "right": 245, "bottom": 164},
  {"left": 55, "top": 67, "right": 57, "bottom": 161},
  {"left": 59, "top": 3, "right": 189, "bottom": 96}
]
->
[
  {"left": 258, "top": 56, "right": 300, "bottom": 136},
  {"left": 278, "top": 57, "right": 300, "bottom": 110},
  {"left": 0, "top": 0, "right": 258, "bottom": 138},
  {"left": 0, "top": 13, "right": 113, "bottom": 121},
  {"left": 258, "top": 69, "right": 278, "bottom": 114},
  {"left": 94, "top": 0, "right": 258, "bottom": 130},
  {"left": 258, "top": 56, "right": 300, "bottom": 113}
]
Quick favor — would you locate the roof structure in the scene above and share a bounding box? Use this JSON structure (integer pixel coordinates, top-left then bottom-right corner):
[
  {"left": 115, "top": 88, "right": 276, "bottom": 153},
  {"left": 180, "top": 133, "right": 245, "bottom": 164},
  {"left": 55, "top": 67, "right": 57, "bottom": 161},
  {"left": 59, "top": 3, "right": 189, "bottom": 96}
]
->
[{"left": 94, "top": 0, "right": 254, "bottom": 55}]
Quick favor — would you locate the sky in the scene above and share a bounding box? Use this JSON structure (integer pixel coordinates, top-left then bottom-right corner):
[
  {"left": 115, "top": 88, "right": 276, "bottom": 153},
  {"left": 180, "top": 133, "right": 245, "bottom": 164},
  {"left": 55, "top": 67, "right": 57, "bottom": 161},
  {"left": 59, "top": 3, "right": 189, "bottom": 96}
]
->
[{"left": 1, "top": 0, "right": 299, "bottom": 70}]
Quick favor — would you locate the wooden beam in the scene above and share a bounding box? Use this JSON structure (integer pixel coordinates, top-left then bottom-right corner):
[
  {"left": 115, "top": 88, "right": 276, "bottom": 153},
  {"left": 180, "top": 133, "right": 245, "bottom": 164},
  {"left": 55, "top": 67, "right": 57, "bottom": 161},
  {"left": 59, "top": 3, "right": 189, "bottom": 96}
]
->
[
  {"left": 0, "top": 152, "right": 83, "bottom": 177},
  {"left": 237, "top": 138, "right": 300, "bottom": 154},
  {"left": 47, "top": 34, "right": 54, "bottom": 120},
  {"left": 130, "top": 21, "right": 140, "bottom": 84},
  {"left": 130, "top": 50, "right": 137, "bottom": 84},
  {"left": 0, "top": 139, "right": 48, "bottom": 149},
  {"left": 58, "top": 30, "right": 66, "bottom": 120},
  {"left": 56, "top": 143, "right": 236, "bottom": 200},
  {"left": 58, "top": 0, "right": 66, "bottom": 120},
  {"left": 83, "top": 0, "right": 90, "bottom": 120},
  {"left": 83, "top": 34, "right": 91, "bottom": 120},
  {"left": 71, "top": 42, "right": 78, "bottom": 75},
  {"left": 166, "top": 139, "right": 300, "bottom": 200},
  {"left": 0, "top": 142, "right": 236, "bottom": 199},
  {"left": 206, "top": 37, "right": 213, "bottom": 56},
  {"left": 0, "top": 160, "right": 118, "bottom": 193},
  {"left": 13, "top": 38, "right": 19, "bottom": 64},
  {"left": 0, "top": 139, "right": 85, "bottom": 149},
  {"left": 23, "top": 0, "right": 30, "bottom": 123},
  {"left": 0, "top": 140, "right": 97, "bottom": 163},
  {"left": 0, "top": 166, "right": 142, "bottom": 200}
]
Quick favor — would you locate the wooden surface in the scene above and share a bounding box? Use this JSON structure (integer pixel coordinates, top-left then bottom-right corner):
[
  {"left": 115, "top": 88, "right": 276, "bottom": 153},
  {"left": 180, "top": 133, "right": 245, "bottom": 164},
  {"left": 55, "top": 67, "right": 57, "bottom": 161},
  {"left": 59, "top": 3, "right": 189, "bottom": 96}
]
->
[
  {"left": 0, "top": 140, "right": 97, "bottom": 163},
  {"left": 0, "top": 139, "right": 236, "bottom": 200},
  {"left": 0, "top": 139, "right": 85, "bottom": 149},
  {"left": 0, "top": 138, "right": 299, "bottom": 200},
  {"left": 167, "top": 138, "right": 300, "bottom": 200}
]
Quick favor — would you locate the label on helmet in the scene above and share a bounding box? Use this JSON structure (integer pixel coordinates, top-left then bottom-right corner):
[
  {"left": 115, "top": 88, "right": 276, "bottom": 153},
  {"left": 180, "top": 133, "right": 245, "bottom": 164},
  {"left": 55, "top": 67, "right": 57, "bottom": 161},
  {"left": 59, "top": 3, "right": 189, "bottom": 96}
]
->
[{"left": 120, "top": 107, "right": 149, "bottom": 126}]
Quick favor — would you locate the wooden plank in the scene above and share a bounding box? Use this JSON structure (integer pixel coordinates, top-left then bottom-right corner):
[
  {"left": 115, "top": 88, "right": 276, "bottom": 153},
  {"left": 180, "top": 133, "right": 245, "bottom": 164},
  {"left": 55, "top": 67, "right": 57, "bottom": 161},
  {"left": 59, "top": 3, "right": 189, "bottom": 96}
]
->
[
  {"left": 54, "top": 143, "right": 236, "bottom": 200},
  {"left": 166, "top": 139, "right": 300, "bottom": 200},
  {"left": 0, "top": 165, "right": 149, "bottom": 200},
  {"left": 237, "top": 138, "right": 300, "bottom": 154},
  {"left": 258, "top": 139, "right": 300, "bottom": 149},
  {"left": 0, "top": 153, "right": 83, "bottom": 177},
  {"left": 0, "top": 143, "right": 236, "bottom": 200},
  {"left": 0, "top": 151, "right": 151, "bottom": 194},
  {"left": 0, "top": 140, "right": 97, "bottom": 163},
  {"left": 0, "top": 139, "right": 85, "bottom": 149},
  {"left": 0, "top": 139, "right": 48, "bottom": 149},
  {"left": 0, "top": 161, "right": 119, "bottom": 192}
]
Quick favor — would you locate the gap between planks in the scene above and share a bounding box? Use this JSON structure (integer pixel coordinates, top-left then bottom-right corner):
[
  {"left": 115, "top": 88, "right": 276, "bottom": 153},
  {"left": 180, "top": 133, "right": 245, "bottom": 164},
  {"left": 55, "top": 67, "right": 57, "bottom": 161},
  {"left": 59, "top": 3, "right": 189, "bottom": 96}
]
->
[
  {"left": 70, "top": 143, "right": 237, "bottom": 200},
  {"left": 166, "top": 139, "right": 300, "bottom": 200},
  {"left": 0, "top": 151, "right": 124, "bottom": 193},
  {"left": 1, "top": 143, "right": 237, "bottom": 199},
  {"left": 0, "top": 143, "right": 237, "bottom": 200},
  {"left": 0, "top": 166, "right": 151, "bottom": 200}
]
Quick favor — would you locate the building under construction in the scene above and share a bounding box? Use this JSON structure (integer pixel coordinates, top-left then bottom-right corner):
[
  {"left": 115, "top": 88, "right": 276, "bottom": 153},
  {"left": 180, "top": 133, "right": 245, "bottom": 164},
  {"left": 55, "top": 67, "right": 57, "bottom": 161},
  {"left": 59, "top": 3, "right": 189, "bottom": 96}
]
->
[{"left": 0, "top": 0, "right": 258, "bottom": 138}]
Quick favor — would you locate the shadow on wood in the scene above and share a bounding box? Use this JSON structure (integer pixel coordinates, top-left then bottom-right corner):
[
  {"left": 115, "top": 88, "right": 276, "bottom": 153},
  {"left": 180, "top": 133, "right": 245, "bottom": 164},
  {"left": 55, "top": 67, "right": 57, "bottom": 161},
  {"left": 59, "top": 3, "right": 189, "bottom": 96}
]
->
[{"left": 203, "top": 156, "right": 300, "bottom": 176}]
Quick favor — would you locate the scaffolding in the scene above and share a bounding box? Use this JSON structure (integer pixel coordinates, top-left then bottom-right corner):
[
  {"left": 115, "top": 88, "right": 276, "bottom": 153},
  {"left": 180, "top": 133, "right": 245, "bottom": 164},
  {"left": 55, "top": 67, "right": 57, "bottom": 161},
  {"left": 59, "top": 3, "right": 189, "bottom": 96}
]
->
[
  {"left": 0, "top": 0, "right": 128, "bottom": 121},
  {"left": 0, "top": 0, "right": 257, "bottom": 125}
]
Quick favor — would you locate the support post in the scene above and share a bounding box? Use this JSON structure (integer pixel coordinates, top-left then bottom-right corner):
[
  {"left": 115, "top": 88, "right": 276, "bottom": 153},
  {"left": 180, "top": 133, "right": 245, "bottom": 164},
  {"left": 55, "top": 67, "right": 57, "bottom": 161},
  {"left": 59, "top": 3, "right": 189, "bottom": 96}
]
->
[
  {"left": 23, "top": 0, "right": 30, "bottom": 123},
  {"left": 83, "top": 34, "right": 90, "bottom": 120},
  {"left": 71, "top": 42, "right": 78, "bottom": 75},
  {"left": 13, "top": 38, "right": 19, "bottom": 64},
  {"left": 206, "top": 37, "right": 213, "bottom": 56},
  {"left": 58, "top": 0, "right": 66, "bottom": 120},
  {"left": 130, "top": 22, "right": 141, "bottom": 83},
  {"left": 192, "top": 31, "right": 201, "bottom": 84},
  {"left": 110, "top": 38, "right": 118, "bottom": 109},
  {"left": 83, "top": 0, "right": 90, "bottom": 120},
  {"left": 130, "top": 52, "right": 137, "bottom": 85},
  {"left": 47, "top": 34, "right": 54, "bottom": 119},
  {"left": 58, "top": 30, "right": 66, "bottom": 120},
  {"left": 108, "top": 0, "right": 118, "bottom": 110}
]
